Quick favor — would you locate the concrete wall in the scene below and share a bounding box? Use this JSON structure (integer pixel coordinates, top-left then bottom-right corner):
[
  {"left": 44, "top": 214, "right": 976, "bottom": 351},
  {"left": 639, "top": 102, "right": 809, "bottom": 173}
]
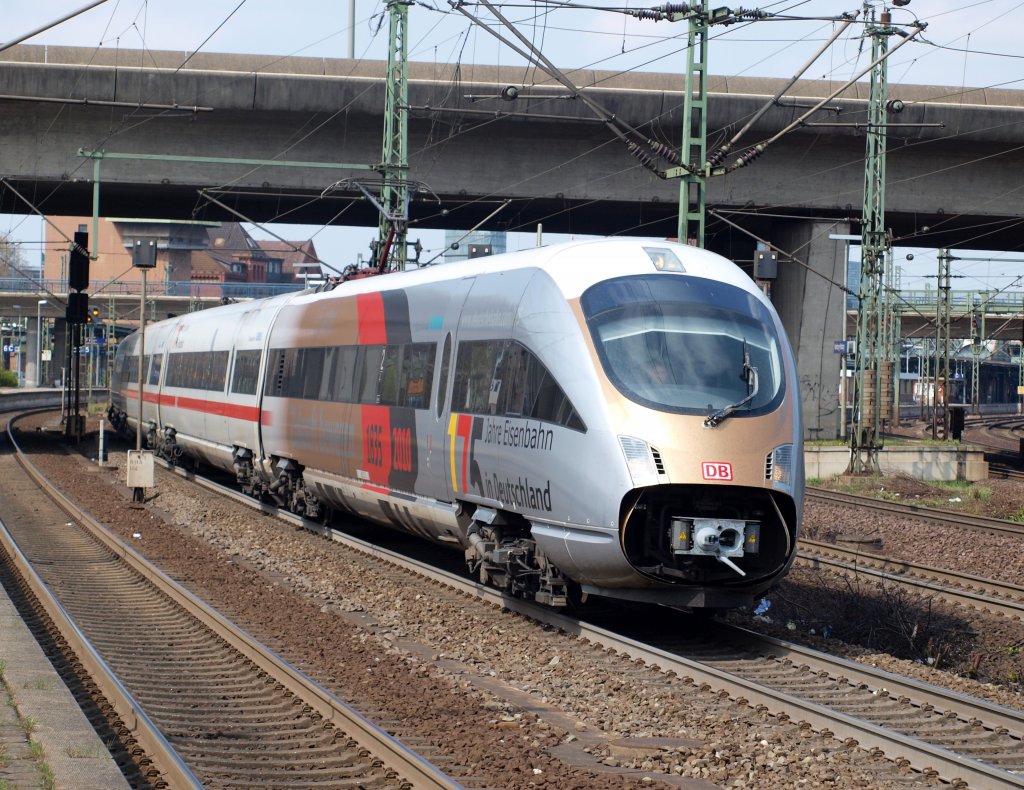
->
[{"left": 806, "top": 445, "right": 989, "bottom": 481}]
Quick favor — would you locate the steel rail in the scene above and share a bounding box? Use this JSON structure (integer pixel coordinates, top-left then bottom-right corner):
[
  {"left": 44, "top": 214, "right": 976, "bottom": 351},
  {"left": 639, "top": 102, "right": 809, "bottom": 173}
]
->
[
  {"left": 799, "top": 539, "right": 1024, "bottom": 620},
  {"left": 0, "top": 523, "right": 202, "bottom": 789},
  {"left": 807, "top": 487, "right": 1024, "bottom": 539},
  {"left": 8, "top": 417, "right": 463, "bottom": 790},
  {"left": 158, "top": 459, "right": 1024, "bottom": 790},
  {"left": 0, "top": 448, "right": 202, "bottom": 788},
  {"left": 711, "top": 621, "right": 1024, "bottom": 740}
]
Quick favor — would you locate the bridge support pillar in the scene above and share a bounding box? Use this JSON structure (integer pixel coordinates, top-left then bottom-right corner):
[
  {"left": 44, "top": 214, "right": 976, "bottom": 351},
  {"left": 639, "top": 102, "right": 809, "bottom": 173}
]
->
[
  {"left": 24, "top": 321, "right": 39, "bottom": 388},
  {"left": 769, "top": 219, "right": 851, "bottom": 442}
]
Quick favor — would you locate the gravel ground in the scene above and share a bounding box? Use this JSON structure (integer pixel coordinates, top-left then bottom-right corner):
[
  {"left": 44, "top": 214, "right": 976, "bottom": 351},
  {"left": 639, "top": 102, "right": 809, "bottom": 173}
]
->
[
  {"left": 15, "top": 414, "right": 1024, "bottom": 787},
  {"left": 789, "top": 473, "right": 1024, "bottom": 695}
]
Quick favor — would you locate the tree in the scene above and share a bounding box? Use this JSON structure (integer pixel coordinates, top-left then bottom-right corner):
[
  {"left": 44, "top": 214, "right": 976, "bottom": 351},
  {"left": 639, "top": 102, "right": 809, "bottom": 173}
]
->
[{"left": 0, "top": 232, "right": 27, "bottom": 280}]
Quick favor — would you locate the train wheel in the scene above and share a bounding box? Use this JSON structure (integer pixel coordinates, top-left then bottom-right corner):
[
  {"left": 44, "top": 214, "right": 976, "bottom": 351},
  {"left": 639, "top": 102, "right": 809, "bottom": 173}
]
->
[{"left": 564, "top": 581, "right": 589, "bottom": 611}]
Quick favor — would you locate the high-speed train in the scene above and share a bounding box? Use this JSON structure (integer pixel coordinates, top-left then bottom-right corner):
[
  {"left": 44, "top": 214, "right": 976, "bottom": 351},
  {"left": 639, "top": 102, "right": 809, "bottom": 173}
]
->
[{"left": 109, "top": 238, "right": 803, "bottom": 609}]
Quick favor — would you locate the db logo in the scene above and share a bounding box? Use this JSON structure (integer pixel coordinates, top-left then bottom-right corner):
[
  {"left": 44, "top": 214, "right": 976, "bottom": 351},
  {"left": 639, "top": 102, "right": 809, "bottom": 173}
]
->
[{"left": 702, "top": 462, "right": 733, "bottom": 481}]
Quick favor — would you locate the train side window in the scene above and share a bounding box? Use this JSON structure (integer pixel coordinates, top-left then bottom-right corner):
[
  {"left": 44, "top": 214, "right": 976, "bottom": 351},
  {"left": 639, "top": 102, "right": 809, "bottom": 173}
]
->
[
  {"left": 378, "top": 345, "right": 403, "bottom": 406},
  {"left": 165, "top": 353, "right": 180, "bottom": 387},
  {"left": 516, "top": 344, "right": 586, "bottom": 432},
  {"left": 148, "top": 354, "right": 162, "bottom": 386},
  {"left": 497, "top": 342, "right": 529, "bottom": 415},
  {"left": 231, "top": 350, "right": 262, "bottom": 395},
  {"left": 436, "top": 334, "right": 451, "bottom": 418},
  {"left": 404, "top": 343, "right": 434, "bottom": 410},
  {"left": 452, "top": 340, "right": 502, "bottom": 414},
  {"left": 272, "top": 349, "right": 300, "bottom": 397},
  {"left": 198, "top": 353, "right": 210, "bottom": 389},
  {"left": 356, "top": 345, "right": 384, "bottom": 404},
  {"left": 316, "top": 347, "right": 336, "bottom": 401},
  {"left": 195, "top": 353, "right": 207, "bottom": 389},
  {"left": 264, "top": 349, "right": 284, "bottom": 396},
  {"left": 125, "top": 356, "right": 139, "bottom": 384},
  {"left": 301, "top": 348, "right": 325, "bottom": 400},
  {"left": 209, "top": 351, "right": 230, "bottom": 392},
  {"left": 330, "top": 346, "right": 358, "bottom": 403}
]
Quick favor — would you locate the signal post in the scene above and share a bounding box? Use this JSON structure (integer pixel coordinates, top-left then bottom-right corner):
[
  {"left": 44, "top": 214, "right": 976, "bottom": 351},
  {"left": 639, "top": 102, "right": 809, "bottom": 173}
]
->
[{"left": 127, "top": 238, "right": 157, "bottom": 504}]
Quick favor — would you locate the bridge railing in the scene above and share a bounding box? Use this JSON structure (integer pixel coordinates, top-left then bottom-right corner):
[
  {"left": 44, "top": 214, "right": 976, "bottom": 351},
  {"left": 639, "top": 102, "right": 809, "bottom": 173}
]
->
[
  {"left": 0, "top": 278, "right": 307, "bottom": 300},
  {"left": 844, "top": 289, "right": 1024, "bottom": 314}
]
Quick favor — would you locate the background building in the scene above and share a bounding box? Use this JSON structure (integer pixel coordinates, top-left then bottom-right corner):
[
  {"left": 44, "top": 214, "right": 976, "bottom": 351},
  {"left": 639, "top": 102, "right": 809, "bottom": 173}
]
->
[
  {"left": 443, "top": 230, "right": 507, "bottom": 264},
  {"left": 43, "top": 218, "right": 319, "bottom": 288}
]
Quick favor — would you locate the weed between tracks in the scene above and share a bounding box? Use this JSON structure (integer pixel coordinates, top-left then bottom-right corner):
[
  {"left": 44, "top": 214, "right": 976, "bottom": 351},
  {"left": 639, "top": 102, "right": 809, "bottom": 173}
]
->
[{"left": 0, "top": 662, "right": 55, "bottom": 790}]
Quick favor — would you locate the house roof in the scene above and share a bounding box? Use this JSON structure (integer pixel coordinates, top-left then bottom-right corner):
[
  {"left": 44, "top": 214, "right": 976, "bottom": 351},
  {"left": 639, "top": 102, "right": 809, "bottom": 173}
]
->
[
  {"left": 190, "top": 249, "right": 246, "bottom": 281},
  {"left": 256, "top": 239, "right": 320, "bottom": 278},
  {"left": 207, "top": 223, "right": 267, "bottom": 258}
]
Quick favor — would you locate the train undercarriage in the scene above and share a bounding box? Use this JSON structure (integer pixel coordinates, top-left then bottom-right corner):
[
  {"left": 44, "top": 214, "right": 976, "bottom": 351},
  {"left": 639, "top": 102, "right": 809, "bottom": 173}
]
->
[{"left": 463, "top": 507, "right": 571, "bottom": 607}]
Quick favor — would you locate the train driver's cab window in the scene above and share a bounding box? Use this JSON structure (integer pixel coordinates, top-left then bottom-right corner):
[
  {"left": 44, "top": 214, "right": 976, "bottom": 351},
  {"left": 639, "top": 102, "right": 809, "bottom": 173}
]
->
[
  {"left": 581, "top": 274, "right": 785, "bottom": 417},
  {"left": 452, "top": 339, "right": 585, "bottom": 431}
]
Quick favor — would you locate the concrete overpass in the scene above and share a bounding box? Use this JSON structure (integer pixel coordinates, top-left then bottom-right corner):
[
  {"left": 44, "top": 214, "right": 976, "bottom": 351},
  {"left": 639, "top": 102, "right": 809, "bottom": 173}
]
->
[
  {"left": 3, "top": 44, "right": 1024, "bottom": 440},
  {"left": 2, "top": 45, "right": 1024, "bottom": 247}
]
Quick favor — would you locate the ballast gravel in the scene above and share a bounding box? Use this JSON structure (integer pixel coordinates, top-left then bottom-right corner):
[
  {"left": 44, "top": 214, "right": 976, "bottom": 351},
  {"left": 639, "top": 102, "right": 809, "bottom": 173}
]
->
[{"left": 17, "top": 418, "right": 1024, "bottom": 788}]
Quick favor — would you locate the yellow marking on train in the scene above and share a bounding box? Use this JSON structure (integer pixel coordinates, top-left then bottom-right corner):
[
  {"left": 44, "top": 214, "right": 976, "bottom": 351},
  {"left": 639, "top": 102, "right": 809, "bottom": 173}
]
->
[{"left": 448, "top": 413, "right": 459, "bottom": 492}]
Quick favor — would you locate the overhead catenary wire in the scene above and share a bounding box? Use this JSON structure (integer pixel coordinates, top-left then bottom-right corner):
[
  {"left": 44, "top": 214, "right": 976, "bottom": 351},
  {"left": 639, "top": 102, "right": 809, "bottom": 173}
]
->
[
  {"left": 0, "top": 0, "right": 110, "bottom": 54},
  {"left": 6, "top": 0, "right": 1024, "bottom": 276},
  {"left": 196, "top": 190, "right": 346, "bottom": 275},
  {"left": 448, "top": 0, "right": 687, "bottom": 174}
]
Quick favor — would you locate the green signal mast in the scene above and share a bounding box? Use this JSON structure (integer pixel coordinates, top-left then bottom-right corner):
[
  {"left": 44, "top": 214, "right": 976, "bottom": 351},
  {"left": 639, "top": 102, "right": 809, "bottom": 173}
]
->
[
  {"left": 676, "top": 1, "right": 709, "bottom": 247},
  {"left": 848, "top": 5, "right": 897, "bottom": 474},
  {"left": 375, "top": 0, "right": 411, "bottom": 271}
]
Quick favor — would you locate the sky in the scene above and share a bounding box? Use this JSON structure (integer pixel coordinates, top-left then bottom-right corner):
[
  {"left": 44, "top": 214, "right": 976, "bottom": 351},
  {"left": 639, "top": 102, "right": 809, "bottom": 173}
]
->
[{"left": 4, "top": 0, "right": 1024, "bottom": 291}]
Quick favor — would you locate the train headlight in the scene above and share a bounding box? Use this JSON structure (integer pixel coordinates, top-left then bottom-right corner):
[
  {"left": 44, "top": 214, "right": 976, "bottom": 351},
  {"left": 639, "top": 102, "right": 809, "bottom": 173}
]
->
[
  {"left": 767, "top": 443, "right": 794, "bottom": 493},
  {"left": 619, "top": 436, "right": 659, "bottom": 488}
]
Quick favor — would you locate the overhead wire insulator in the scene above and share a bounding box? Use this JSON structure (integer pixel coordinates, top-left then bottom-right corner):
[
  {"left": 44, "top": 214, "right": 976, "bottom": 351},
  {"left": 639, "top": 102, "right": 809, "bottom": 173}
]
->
[
  {"left": 630, "top": 3, "right": 691, "bottom": 21},
  {"left": 731, "top": 7, "right": 768, "bottom": 20},
  {"left": 706, "top": 146, "right": 729, "bottom": 169},
  {"left": 626, "top": 141, "right": 656, "bottom": 169},
  {"left": 732, "top": 144, "right": 764, "bottom": 169},
  {"left": 631, "top": 8, "right": 664, "bottom": 20},
  {"left": 645, "top": 139, "right": 681, "bottom": 165},
  {"left": 626, "top": 141, "right": 666, "bottom": 177}
]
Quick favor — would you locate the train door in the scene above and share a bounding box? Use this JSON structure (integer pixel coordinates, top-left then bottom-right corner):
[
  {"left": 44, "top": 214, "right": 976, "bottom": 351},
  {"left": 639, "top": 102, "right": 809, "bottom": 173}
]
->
[
  {"left": 441, "top": 270, "right": 534, "bottom": 506},
  {"left": 420, "top": 277, "right": 474, "bottom": 503}
]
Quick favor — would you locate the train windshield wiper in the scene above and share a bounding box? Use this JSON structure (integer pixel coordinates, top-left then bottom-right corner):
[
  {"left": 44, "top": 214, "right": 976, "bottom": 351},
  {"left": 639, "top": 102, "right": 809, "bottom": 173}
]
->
[{"left": 704, "top": 341, "right": 759, "bottom": 428}]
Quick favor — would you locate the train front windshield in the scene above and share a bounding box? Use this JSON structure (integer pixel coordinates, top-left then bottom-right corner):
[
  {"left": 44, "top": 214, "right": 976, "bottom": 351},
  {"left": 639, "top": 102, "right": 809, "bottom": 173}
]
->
[{"left": 581, "top": 274, "right": 785, "bottom": 417}]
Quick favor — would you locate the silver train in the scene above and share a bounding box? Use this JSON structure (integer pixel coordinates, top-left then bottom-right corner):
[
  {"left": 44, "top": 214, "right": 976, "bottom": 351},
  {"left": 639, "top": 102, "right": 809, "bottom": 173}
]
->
[{"left": 109, "top": 239, "right": 803, "bottom": 609}]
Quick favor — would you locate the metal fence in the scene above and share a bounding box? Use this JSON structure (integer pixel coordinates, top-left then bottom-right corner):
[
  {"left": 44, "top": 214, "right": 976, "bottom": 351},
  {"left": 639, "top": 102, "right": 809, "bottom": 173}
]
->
[{"left": 0, "top": 278, "right": 306, "bottom": 300}]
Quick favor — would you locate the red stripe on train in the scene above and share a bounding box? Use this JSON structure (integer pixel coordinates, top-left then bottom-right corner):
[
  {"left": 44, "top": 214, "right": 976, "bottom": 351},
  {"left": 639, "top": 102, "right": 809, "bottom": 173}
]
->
[
  {"left": 357, "top": 292, "right": 387, "bottom": 345},
  {"left": 117, "top": 388, "right": 270, "bottom": 425}
]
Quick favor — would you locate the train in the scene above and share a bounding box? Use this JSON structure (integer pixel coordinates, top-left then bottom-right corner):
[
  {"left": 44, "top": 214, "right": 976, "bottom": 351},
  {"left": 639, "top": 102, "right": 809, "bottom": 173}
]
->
[{"left": 108, "top": 238, "right": 803, "bottom": 609}]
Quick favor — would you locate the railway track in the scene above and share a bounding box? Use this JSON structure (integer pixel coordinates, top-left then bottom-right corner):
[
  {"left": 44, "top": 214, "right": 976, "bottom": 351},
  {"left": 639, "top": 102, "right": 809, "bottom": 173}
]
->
[
  {"left": 966, "top": 416, "right": 1024, "bottom": 480},
  {"left": 797, "top": 539, "right": 1024, "bottom": 620},
  {"left": 1, "top": 415, "right": 461, "bottom": 789},
  {"left": 138, "top": 440, "right": 1024, "bottom": 788},
  {"left": 807, "top": 487, "right": 1024, "bottom": 539}
]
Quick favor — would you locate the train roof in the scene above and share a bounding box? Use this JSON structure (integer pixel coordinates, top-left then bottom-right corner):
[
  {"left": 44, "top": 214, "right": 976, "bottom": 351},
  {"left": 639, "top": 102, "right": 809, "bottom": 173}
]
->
[
  {"left": 299, "top": 238, "right": 762, "bottom": 306},
  {"left": 123, "top": 239, "right": 767, "bottom": 342}
]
